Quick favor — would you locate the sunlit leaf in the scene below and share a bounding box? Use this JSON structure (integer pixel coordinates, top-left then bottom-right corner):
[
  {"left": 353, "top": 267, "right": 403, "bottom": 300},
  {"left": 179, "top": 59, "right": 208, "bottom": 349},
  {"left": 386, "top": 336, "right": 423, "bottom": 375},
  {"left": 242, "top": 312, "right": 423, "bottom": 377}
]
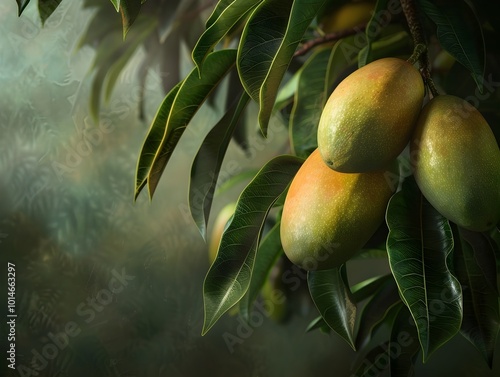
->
[
  {"left": 386, "top": 177, "right": 462, "bottom": 361},
  {"left": 145, "top": 49, "right": 237, "bottom": 198},
  {"left": 308, "top": 266, "right": 357, "bottom": 350},
  {"left": 455, "top": 227, "right": 500, "bottom": 367},
  {"left": 239, "top": 221, "right": 283, "bottom": 321},
  {"left": 238, "top": 0, "right": 327, "bottom": 136},
  {"left": 202, "top": 155, "right": 303, "bottom": 334},
  {"left": 418, "top": 0, "right": 485, "bottom": 92},
  {"left": 189, "top": 92, "right": 250, "bottom": 239}
]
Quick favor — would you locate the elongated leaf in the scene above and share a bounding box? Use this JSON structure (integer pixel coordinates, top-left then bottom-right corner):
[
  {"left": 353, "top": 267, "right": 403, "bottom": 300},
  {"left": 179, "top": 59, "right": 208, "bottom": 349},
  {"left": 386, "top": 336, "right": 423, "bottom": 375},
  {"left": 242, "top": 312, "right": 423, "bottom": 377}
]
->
[
  {"left": 146, "top": 49, "right": 237, "bottom": 198},
  {"left": 355, "top": 277, "right": 400, "bottom": 349},
  {"left": 215, "top": 169, "right": 258, "bottom": 196},
  {"left": 38, "top": 0, "right": 62, "bottom": 25},
  {"left": 358, "top": 0, "right": 388, "bottom": 67},
  {"left": 238, "top": 0, "right": 327, "bottom": 136},
  {"left": 239, "top": 221, "right": 283, "bottom": 321},
  {"left": 193, "top": 0, "right": 262, "bottom": 70},
  {"left": 351, "top": 274, "right": 393, "bottom": 302},
  {"left": 134, "top": 82, "right": 182, "bottom": 198},
  {"left": 306, "top": 316, "right": 330, "bottom": 333},
  {"left": 455, "top": 227, "right": 500, "bottom": 367},
  {"left": 16, "top": 0, "right": 30, "bottom": 15},
  {"left": 205, "top": 0, "right": 236, "bottom": 28},
  {"left": 119, "top": 0, "right": 143, "bottom": 38},
  {"left": 386, "top": 177, "right": 462, "bottom": 361},
  {"left": 225, "top": 71, "right": 250, "bottom": 154},
  {"left": 110, "top": 0, "right": 120, "bottom": 11},
  {"left": 308, "top": 266, "right": 357, "bottom": 350},
  {"left": 189, "top": 92, "right": 250, "bottom": 239},
  {"left": 390, "top": 305, "right": 421, "bottom": 377},
  {"left": 202, "top": 155, "right": 303, "bottom": 334},
  {"left": 418, "top": 0, "right": 484, "bottom": 92},
  {"left": 290, "top": 47, "right": 330, "bottom": 158},
  {"left": 274, "top": 71, "right": 300, "bottom": 111}
]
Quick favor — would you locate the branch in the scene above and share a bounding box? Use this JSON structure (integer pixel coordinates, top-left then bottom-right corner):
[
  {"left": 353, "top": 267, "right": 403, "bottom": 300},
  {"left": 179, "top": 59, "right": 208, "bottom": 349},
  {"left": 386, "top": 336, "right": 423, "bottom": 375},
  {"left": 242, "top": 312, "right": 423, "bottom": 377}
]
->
[{"left": 294, "top": 24, "right": 367, "bottom": 57}]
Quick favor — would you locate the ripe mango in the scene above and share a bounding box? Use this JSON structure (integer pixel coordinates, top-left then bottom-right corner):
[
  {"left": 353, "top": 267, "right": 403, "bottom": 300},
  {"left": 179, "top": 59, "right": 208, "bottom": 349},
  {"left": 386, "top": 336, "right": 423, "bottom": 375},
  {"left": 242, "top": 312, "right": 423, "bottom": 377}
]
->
[
  {"left": 411, "top": 95, "right": 500, "bottom": 231},
  {"left": 318, "top": 57, "right": 424, "bottom": 173},
  {"left": 320, "top": 1, "right": 374, "bottom": 34},
  {"left": 280, "top": 149, "right": 396, "bottom": 270}
]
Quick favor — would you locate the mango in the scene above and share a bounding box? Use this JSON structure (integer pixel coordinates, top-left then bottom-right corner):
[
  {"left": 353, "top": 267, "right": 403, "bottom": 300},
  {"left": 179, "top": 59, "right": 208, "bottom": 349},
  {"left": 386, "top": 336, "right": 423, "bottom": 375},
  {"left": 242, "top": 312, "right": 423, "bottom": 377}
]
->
[
  {"left": 411, "top": 95, "right": 500, "bottom": 231},
  {"left": 280, "top": 149, "right": 396, "bottom": 270},
  {"left": 320, "top": 1, "right": 375, "bottom": 34},
  {"left": 318, "top": 57, "right": 424, "bottom": 173}
]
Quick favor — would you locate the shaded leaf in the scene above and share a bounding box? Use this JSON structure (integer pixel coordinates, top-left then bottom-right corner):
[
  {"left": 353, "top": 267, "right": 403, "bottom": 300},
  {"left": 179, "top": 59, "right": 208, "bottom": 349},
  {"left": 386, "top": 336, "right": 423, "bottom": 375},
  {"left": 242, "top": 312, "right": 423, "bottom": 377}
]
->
[
  {"left": 38, "top": 0, "right": 63, "bottom": 25},
  {"left": 202, "top": 155, "right": 303, "bottom": 334},
  {"left": 225, "top": 71, "right": 250, "bottom": 154},
  {"left": 358, "top": 0, "right": 389, "bottom": 67},
  {"left": 274, "top": 71, "right": 300, "bottom": 112},
  {"left": 386, "top": 177, "right": 462, "bottom": 361},
  {"left": 418, "top": 0, "right": 485, "bottom": 92},
  {"left": 16, "top": 0, "right": 31, "bottom": 16},
  {"left": 189, "top": 92, "right": 250, "bottom": 239},
  {"left": 214, "top": 169, "right": 259, "bottom": 196},
  {"left": 306, "top": 316, "right": 330, "bottom": 333},
  {"left": 308, "top": 266, "right": 357, "bottom": 350},
  {"left": 238, "top": 0, "right": 327, "bottom": 135},
  {"left": 193, "top": 0, "right": 262, "bottom": 70},
  {"left": 119, "top": 0, "right": 143, "bottom": 38},
  {"left": 351, "top": 274, "right": 393, "bottom": 303},
  {"left": 145, "top": 49, "right": 237, "bottom": 198},
  {"left": 109, "top": 0, "right": 120, "bottom": 11},
  {"left": 455, "top": 227, "right": 500, "bottom": 367},
  {"left": 239, "top": 221, "right": 283, "bottom": 321}
]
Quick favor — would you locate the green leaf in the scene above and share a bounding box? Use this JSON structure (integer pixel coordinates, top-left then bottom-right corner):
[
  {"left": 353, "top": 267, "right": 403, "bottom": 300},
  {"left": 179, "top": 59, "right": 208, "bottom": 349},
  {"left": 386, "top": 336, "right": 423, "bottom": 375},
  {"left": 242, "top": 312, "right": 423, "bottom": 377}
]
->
[
  {"left": 273, "top": 71, "right": 300, "bottom": 111},
  {"left": 308, "top": 266, "right": 357, "bottom": 350},
  {"left": 418, "top": 0, "right": 485, "bottom": 92},
  {"left": 145, "top": 49, "right": 237, "bottom": 199},
  {"left": 38, "top": 0, "right": 63, "bottom": 25},
  {"left": 237, "top": 0, "right": 327, "bottom": 136},
  {"left": 109, "top": 0, "right": 120, "bottom": 11},
  {"left": 239, "top": 221, "right": 284, "bottom": 321},
  {"left": 193, "top": 0, "right": 262, "bottom": 71},
  {"left": 134, "top": 82, "right": 182, "bottom": 198},
  {"left": 386, "top": 177, "right": 462, "bottom": 362},
  {"left": 355, "top": 277, "right": 400, "bottom": 349},
  {"left": 306, "top": 316, "right": 330, "bottom": 333},
  {"left": 202, "top": 155, "right": 303, "bottom": 334},
  {"left": 358, "top": 0, "right": 388, "bottom": 67},
  {"left": 119, "top": 0, "right": 143, "bottom": 38},
  {"left": 214, "top": 169, "right": 258, "bottom": 196},
  {"left": 455, "top": 227, "right": 500, "bottom": 367},
  {"left": 16, "top": 0, "right": 30, "bottom": 16},
  {"left": 189, "top": 92, "right": 250, "bottom": 239},
  {"left": 351, "top": 274, "right": 393, "bottom": 302},
  {"left": 290, "top": 47, "right": 331, "bottom": 158}
]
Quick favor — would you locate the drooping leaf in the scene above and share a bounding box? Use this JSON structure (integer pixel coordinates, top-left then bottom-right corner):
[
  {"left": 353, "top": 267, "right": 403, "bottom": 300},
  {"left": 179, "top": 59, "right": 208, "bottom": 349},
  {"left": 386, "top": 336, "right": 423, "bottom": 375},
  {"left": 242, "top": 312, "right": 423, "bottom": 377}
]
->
[
  {"left": 455, "top": 227, "right": 500, "bottom": 367},
  {"left": 189, "top": 92, "right": 250, "bottom": 239},
  {"left": 202, "top": 155, "right": 303, "bottom": 334},
  {"left": 134, "top": 82, "right": 182, "bottom": 197},
  {"left": 308, "top": 266, "right": 357, "bottom": 350},
  {"left": 16, "top": 0, "right": 31, "bottom": 16},
  {"left": 239, "top": 221, "right": 284, "bottom": 321},
  {"left": 38, "top": 0, "right": 63, "bottom": 25},
  {"left": 237, "top": 0, "right": 327, "bottom": 136},
  {"left": 418, "top": 0, "right": 485, "bottom": 92},
  {"left": 145, "top": 49, "right": 237, "bottom": 198},
  {"left": 193, "top": 0, "right": 262, "bottom": 70},
  {"left": 225, "top": 71, "right": 250, "bottom": 154},
  {"left": 358, "top": 0, "right": 389, "bottom": 67},
  {"left": 386, "top": 177, "right": 462, "bottom": 361},
  {"left": 355, "top": 277, "right": 400, "bottom": 349}
]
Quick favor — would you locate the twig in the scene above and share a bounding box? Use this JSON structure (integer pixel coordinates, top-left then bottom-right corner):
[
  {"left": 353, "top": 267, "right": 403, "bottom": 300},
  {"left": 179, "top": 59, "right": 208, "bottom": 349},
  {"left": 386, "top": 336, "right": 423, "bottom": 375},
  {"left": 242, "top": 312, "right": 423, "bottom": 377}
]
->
[{"left": 294, "top": 24, "right": 367, "bottom": 57}]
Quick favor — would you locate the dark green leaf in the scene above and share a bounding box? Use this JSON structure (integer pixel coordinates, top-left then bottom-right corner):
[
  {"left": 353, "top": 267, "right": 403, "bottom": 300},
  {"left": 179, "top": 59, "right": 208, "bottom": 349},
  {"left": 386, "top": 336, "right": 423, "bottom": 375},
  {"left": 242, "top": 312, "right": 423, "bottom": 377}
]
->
[
  {"left": 119, "top": 0, "right": 143, "bottom": 38},
  {"left": 145, "top": 49, "right": 237, "bottom": 198},
  {"left": 418, "top": 0, "right": 485, "bottom": 92},
  {"left": 455, "top": 227, "right": 500, "bottom": 367},
  {"left": 189, "top": 92, "right": 250, "bottom": 239},
  {"left": 355, "top": 277, "right": 400, "bottom": 349},
  {"left": 38, "top": 0, "right": 63, "bottom": 26},
  {"left": 386, "top": 177, "right": 462, "bottom": 361},
  {"left": 239, "top": 221, "right": 284, "bottom": 321},
  {"left": 308, "top": 266, "right": 357, "bottom": 350},
  {"left": 193, "top": 0, "right": 262, "bottom": 70},
  {"left": 225, "top": 71, "right": 250, "bottom": 154},
  {"left": 351, "top": 274, "right": 393, "bottom": 302},
  {"left": 358, "top": 0, "right": 388, "bottom": 67},
  {"left": 202, "top": 155, "right": 303, "bottom": 334},
  {"left": 238, "top": 0, "right": 327, "bottom": 135},
  {"left": 16, "top": 0, "right": 30, "bottom": 16},
  {"left": 109, "top": 0, "right": 120, "bottom": 11}
]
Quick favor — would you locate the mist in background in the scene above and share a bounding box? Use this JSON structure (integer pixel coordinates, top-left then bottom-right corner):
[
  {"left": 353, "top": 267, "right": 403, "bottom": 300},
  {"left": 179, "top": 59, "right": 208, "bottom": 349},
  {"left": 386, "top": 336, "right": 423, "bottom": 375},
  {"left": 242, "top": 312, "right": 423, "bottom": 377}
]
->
[{"left": 0, "top": 1, "right": 499, "bottom": 376}]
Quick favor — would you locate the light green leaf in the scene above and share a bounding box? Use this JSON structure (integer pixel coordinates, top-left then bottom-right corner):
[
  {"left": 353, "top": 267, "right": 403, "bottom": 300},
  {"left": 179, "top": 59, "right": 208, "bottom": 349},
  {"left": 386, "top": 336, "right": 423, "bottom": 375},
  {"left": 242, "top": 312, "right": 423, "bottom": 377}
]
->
[
  {"left": 146, "top": 49, "right": 237, "bottom": 198},
  {"left": 238, "top": 0, "right": 327, "bottom": 136},
  {"left": 358, "top": 0, "right": 388, "bottom": 67},
  {"left": 386, "top": 177, "right": 462, "bottom": 362},
  {"left": 239, "top": 221, "right": 283, "bottom": 321},
  {"left": 306, "top": 316, "right": 330, "bottom": 333},
  {"left": 38, "top": 0, "right": 63, "bottom": 25},
  {"left": 202, "top": 155, "right": 303, "bottom": 334},
  {"left": 193, "top": 0, "right": 262, "bottom": 71},
  {"left": 308, "top": 266, "right": 357, "bottom": 350},
  {"left": 274, "top": 71, "right": 300, "bottom": 111},
  {"left": 110, "top": 0, "right": 120, "bottom": 11},
  {"left": 418, "top": 0, "right": 485, "bottom": 92},
  {"left": 189, "top": 92, "right": 250, "bottom": 239}
]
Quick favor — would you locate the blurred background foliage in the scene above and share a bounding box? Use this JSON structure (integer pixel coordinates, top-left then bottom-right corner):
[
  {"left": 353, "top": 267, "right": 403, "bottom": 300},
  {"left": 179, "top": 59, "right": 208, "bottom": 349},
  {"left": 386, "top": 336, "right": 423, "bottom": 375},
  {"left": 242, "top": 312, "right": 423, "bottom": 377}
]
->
[{"left": 0, "top": 1, "right": 499, "bottom": 376}]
